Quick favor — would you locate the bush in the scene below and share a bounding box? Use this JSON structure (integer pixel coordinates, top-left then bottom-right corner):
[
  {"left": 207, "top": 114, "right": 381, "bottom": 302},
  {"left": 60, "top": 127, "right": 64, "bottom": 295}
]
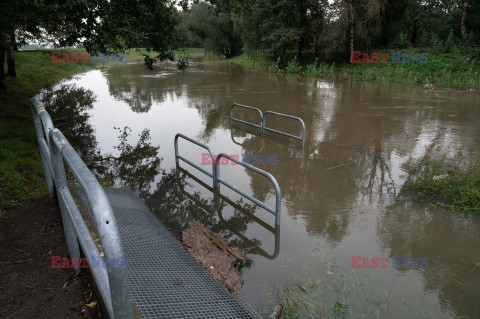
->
[
  {"left": 285, "top": 56, "right": 302, "bottom": 73},
  {"left": 268, "top": 57, "right": 281, "bottom": 73}
]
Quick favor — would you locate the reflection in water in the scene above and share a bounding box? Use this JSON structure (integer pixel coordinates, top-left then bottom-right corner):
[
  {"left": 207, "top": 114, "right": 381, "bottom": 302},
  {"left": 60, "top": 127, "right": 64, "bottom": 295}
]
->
[
  {"left": 43, "top": 63, "right": 480, "bottom": 318},
  {"left": 102, "top": 127, "right": 161, "bottom": 197},
  {"left": 40, "top": 84, "right": 103, "bottom": 171},
  {"left": 146, "top": 167, "right": 280, "bottom": 260},
  {"left": 40, "top": 84, "right": 162, "bottom": 198}
]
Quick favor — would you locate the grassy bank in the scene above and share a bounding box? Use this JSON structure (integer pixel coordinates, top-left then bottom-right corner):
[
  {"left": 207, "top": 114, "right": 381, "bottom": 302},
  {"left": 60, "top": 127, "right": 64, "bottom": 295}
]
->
[
  {"left": 408, "top": 155, "right": 480, "bottom": 213},
  {"left": 0, "top": 50, "right": 96, "bottom": 213},
  {"left": 211, "top": 49, "right": 480, "bottom": 92}
]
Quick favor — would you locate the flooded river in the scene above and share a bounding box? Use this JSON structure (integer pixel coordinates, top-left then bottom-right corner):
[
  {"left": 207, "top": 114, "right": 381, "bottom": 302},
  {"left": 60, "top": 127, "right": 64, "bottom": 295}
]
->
[{"left": 41, "top": 60, "right": 480, "bottom": 318}]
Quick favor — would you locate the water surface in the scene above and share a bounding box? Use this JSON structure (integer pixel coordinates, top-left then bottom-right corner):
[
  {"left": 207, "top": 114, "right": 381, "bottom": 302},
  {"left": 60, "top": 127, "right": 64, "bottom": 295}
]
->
[{"left": 42, "top": 61, "right": 480, "bottom": 318}]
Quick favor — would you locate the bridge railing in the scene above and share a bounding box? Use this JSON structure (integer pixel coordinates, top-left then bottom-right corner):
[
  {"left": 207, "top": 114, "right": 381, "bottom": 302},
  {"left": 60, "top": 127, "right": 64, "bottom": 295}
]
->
[{"left": 31, "top": 97, "right": 133, "bottom": 319}]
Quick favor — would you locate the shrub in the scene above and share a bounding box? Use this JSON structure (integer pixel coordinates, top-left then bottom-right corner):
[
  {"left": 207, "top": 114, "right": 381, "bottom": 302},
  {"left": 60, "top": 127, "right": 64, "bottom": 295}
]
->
[{"left": 285, "top": 56, "right": 302, "bottom": 73}]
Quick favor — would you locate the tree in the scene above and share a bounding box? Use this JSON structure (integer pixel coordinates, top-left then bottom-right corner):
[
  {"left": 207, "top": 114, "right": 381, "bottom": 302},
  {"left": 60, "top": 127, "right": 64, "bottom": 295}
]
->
[
  {"left": 0, "top": 0, "right": 180, "bottom": 93},
  {"left": 461, "top": 0, "right": 470, "bottom": 40},
  {"left": 184, "top": 3, "right": 242, "bottom": 58}
]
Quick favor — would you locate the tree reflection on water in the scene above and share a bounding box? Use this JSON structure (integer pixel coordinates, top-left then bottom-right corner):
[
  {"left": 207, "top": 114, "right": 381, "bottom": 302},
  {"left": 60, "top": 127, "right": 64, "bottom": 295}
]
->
[{"left": 40, "top": 84, "right": 162, "bottom": 198}]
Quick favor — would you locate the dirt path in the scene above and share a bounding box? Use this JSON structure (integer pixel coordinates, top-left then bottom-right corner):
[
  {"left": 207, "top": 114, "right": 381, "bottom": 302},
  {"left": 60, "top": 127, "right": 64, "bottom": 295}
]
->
[{"left": 0, "top": 195, "right": 100, "bottom": 318}]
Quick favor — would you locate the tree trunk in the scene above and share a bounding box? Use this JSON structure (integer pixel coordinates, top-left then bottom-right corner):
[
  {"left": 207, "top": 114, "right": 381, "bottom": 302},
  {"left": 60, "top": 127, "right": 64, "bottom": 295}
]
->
[
  {"left": 0, "top": 47, "right": 5, "bottom": 93},
  {"left": 411, "top": 17, "right": 419, "bottom": 46},
  {"left": 349, "top": 0, "right": 354, "bottom": 63},
  {"left": 297, "top": 0, "right": 305, "bottom": 59},
  {"left": 9, "top": 31, "right": 18, "bottom": 51},
  {"left": 5, "top": 34, "right": 16, "bottom": 78},
  {"left": 461, "top": 0, "right": 469, "bottom": 41}
]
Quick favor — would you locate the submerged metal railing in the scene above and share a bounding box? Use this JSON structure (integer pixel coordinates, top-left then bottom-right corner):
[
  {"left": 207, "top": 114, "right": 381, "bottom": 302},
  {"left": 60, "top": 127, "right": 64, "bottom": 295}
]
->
[
  {"left": 231, "top": 103, "right": 263, "bottom": 129},
  {"left": 230, "top": 103, "right": 306, "bottom": 146},
  {"left": 174, "top": 133, "right": 282, "bottom": 225},
  {"left": 31, "top": 97, "right": 133, "bottom": 319},
  {"left": 262, "top": 111, "right": 306, "bottom": 147},
  {"left": 176, "top": 166, "right": 280, "bottom": 259}
]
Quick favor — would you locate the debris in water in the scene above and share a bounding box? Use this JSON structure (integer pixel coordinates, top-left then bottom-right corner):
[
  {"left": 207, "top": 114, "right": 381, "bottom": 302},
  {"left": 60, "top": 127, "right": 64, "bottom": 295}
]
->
[{"left": 182, "top": 220, "right": 245, "bottom": 295}]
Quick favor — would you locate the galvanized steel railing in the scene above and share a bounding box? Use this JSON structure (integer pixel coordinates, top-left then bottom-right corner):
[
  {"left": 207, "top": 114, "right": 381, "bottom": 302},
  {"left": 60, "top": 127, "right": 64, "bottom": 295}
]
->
[
  {"left": 214, "top": 153, "right": 281, "bottom": 225},
  {"left": 230, "top": 103, "right": 263, "bottom": 129},
  {"left": 31, "top": 97, "right": 133, "bottom": 319},
  {"left": 176, "top": 166, "right": 280, "bottom": 259},
  {"left": 174, "top": 133, "right": 216, "bottom": 188},
  {"left": 262, "top": 111, "right": 306, "bottom": 147},
  {"left": 230, "top": 103, "right": 306, "bottom": 146},
  {"left": 174, "top": 133, "right": 282, "bottom": 225}
]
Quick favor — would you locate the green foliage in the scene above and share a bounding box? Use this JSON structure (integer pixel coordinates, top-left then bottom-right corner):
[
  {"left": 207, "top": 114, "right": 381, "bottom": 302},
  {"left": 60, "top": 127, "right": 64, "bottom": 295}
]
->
[
  {"left": 184, "top": 3, "right": 242, "bottom": 58},
  {"left": 177, "top": 58, "right": 189, "bottom": 73},
  {"left": 409, "top": 155, "right": 480, "bottom": 213},
  {"left": 268, "top": 57, "right": 282, "bottom": 73},
  {"left": 285, "top": 56, "right": 302, "bottom": 73},
  {"left": 89, "top": 0, "right": 179, "bottom": 65}
]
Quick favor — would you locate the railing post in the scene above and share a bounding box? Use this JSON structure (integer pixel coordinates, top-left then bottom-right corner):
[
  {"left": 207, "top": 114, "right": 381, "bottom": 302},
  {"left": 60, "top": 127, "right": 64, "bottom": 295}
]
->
[
  {"left": 31, "top": 109, "right": 55, "bottom": 198},
  {"left": 213, "top": 158, "right": 220, "bottom": 191},
  {"left": 48, "top": 130, "right": 81, "bottom": 274},
  {"left": 261, "top": 116, "right": 265, "bottom": 137}
]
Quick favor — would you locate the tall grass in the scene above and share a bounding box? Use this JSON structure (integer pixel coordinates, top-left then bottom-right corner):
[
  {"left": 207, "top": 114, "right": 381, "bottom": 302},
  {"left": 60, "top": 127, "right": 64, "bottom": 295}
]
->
[{"left": 408, "top": 155, "right": 480, "bottom": 213}]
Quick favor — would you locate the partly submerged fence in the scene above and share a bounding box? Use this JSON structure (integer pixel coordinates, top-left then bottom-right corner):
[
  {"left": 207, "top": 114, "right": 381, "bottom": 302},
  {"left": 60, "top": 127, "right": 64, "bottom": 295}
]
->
[
  {"left": 230, "top": 103, "right": 306, "bottom": 147},
  {"left": 174, "top": 133, "right": 282, "bottom": 225},
  {"left": 31, "top": 97, "right": 133, "bottom": 318}
]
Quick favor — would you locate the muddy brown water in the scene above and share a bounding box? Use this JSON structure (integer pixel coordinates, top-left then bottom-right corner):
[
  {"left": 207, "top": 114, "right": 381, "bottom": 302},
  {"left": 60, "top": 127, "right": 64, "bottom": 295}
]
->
[{"left": 41, "top": 60, "right": 480, "bottom": 318}]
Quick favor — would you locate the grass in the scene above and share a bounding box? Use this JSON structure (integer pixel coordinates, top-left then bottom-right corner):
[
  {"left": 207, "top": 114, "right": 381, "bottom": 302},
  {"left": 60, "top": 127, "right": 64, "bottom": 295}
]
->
[
  {"left": 408, "top": 154, "right": 480, "bottom": 213},
  {"left": 217, "top": 48, "right": 480, "bottom": 92},
  {"left": 0, "top": 49, "right": 96, "bottom": 211}
]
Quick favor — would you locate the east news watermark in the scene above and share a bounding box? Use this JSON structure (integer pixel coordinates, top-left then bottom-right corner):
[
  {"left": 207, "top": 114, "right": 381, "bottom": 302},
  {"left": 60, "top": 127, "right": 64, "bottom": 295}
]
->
[
  {"left": 51, "top": 51, "right": 129, "bottom": 64},
  {"left": 351, "top": 51, "right": 429, "bottom": 64},
  {"left": 51, "top": 256, "right": 128, "bottom": 269},
  {"left": 351, "top": 256, "right": 428, "bottom": 269}
]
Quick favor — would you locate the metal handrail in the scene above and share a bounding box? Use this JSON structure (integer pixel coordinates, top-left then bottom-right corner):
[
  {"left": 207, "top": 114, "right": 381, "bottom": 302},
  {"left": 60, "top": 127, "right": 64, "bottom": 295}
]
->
[
  {"left": 174, "top": 133, "right": 216, "bottom": 188},
  {"left": 31, "top": 97, "right": 133, "bottom": 319},
  {"left": 262, "top": 111, "right": 306, "bottom": 147},
  {"left": 214, "top": 153, "right": 281, "bottom": 225},
  {"left": 230, "top": 103, "right": 306, "bottom": 146},
  {"left": 174, "top": 134, "right": 282, "bottom": 225},
  {"left": 230, "top": 103, "right": 263, "bottom": 129},
  {"left": 176, "top": 165, "right": 280, "bottom": 259}
]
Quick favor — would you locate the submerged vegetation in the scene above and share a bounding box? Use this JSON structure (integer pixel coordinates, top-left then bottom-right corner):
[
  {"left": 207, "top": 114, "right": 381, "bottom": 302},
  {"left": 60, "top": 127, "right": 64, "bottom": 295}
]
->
[
  {"left": 268, "top": 248, "right": 435, "bottom": 318},
  {"left": 408, "top": 155, "right": 480, "bottom": 213},
  {"left": 209, "top": 47, "right": 480, "bottom": 92}
]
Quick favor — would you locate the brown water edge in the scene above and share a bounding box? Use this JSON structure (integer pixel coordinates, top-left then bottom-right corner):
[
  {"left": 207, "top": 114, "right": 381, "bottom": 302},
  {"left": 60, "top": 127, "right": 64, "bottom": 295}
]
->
[{"left": 37, "top": 61, "right": 480, "bottom": 318}]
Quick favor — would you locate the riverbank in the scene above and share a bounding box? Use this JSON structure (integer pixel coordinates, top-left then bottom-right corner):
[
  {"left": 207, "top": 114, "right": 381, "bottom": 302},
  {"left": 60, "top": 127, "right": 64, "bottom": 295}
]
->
[
  {"left": 0, "top": 195, "right": 100, "bottom": 318},
  {"left": 207, "top": 49, "right": 480, "bottom": 92},
  {"left": 0, "top": 48, "right": 200, "bottom": 213},
  {"left": 0, "top": 50, "right": 96, "bottom": 213}
]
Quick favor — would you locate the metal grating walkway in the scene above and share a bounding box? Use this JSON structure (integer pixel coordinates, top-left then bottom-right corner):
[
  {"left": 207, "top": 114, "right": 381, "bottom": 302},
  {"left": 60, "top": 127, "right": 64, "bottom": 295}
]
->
[{"left": 105, "top": 188, "right": 259, "bottom": 319}]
